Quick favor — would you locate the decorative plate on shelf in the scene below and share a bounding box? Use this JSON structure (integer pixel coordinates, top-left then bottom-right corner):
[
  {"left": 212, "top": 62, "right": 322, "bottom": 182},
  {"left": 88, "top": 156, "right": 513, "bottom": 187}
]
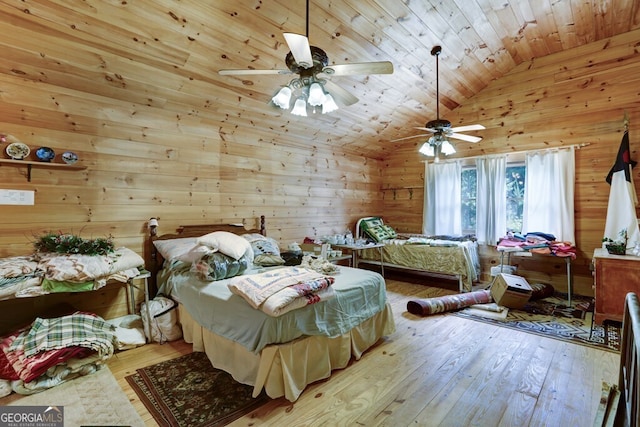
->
[
  {"left": 35, "top": 146, "right": 55, "bottom": 162},
  {"left": 6, "top": 142, "right": 30, "bottom": 160},
  {"left": 61, "top": 151, "right": 79, "bottom": 165}
]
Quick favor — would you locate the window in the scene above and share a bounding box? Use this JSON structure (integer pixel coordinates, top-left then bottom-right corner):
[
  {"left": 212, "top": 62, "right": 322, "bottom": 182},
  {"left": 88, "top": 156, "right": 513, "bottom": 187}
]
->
[
  {"left": 505, "top": 164, "right": 526, "bottom": 233},
  {"left": 461, "top": 163, "right": 526, "bottom": 234},
  {"left": 461, "top": 167, "right": 476, "bottom": 232}
]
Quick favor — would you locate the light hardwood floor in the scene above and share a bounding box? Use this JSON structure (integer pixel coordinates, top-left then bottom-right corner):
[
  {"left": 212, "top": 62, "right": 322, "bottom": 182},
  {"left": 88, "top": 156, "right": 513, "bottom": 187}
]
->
[
  {"left": 0, "top": 277, "right": 617, "bottom": 426},
  {"left": 105, "top": 276, "right": 619, "bottom": 427}
]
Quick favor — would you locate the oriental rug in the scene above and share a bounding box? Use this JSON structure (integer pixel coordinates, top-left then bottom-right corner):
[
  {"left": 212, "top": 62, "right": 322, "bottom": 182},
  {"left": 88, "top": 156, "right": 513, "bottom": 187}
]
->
[
  {"left": 126, "top": 351, "right": 271, "bottom": 427},
  {"left": 453, "top": 292, "right": 621, "bottom": 353}
]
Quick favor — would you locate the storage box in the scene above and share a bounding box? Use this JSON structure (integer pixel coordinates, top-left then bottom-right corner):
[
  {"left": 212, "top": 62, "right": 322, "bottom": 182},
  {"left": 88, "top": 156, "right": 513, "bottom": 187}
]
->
[
  {"left": 490, "top": 264, "right": 517, "bottom": 276},
  {"left": 490, "top": 273, "right": 532, "bottom": 309}
]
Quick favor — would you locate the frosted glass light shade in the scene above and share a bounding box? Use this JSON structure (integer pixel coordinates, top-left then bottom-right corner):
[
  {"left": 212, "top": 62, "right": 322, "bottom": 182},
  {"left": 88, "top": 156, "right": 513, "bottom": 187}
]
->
[
  {"left": 419, "top": 142, "right": 435, "bottom": 156},
  {"left": 441, "top": 140, "right": 456, "bottom": 155},
  {"left": 291, "top": 97, "right": 308, "bottom": 116},
  {"left": 307, "top": 82, "right": 326, "bottom": 106},
  {"left": 322, "top": 93, "right": 339, "bottom": 114},
  {"left": 272, "top": 86, "right": 292, "bottom": 109}
]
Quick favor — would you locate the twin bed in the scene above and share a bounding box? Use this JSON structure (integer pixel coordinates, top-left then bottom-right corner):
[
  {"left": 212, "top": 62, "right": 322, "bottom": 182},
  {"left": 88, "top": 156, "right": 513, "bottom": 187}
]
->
[
  {"left": 354, "top": 216, "right": 480, "bottom": 292},
  {"left": 149, "top": 217, "right": 395, "bottom": 402}
]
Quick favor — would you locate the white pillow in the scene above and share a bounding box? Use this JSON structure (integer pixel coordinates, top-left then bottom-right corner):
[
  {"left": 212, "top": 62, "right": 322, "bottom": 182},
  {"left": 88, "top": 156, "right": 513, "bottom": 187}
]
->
[
  {"left": 153, "top": 237, "right": 198, "bottom": 261},
  {"left": 176, "top": 245, "right": 214, "bottom": 263},
  {"left": 197, "top": 231, "right": 252, "bottom": 260}
]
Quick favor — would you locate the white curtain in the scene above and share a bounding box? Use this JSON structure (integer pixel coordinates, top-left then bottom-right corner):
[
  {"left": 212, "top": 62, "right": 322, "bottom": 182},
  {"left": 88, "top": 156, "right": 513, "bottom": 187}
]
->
[
  {"left": 423, "top": 161, "right": 462, "bottom": 235},
  {"left": 523, "top": 147, "right": 575, "bottom": 243},
  {"left": 476, "top": 155, "right": 507, "bottom": 245}
]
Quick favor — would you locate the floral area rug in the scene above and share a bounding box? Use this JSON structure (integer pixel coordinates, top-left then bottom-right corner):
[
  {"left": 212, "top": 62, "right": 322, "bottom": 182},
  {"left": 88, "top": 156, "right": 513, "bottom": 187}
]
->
[
  {"left": 453, "top": 292, "right": 620, "bottom": 353},
  {"left": 126, "top": 352, "right": 271, "bottom": 426}
]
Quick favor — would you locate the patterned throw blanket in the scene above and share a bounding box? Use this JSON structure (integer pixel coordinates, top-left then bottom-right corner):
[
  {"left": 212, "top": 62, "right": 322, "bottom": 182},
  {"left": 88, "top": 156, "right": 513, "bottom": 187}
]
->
[
  {"left": 0, "top": 248, "right": 145, "bottom": 299},
  {"left": 1, "top": 312, "right": 117, "bottom": 394},
  {"left": 37, "top": 247, "right": 144, "bottom": 283},
  {"left": 228, "top": 267, "right": 335, "bottom": 316},
  {"left": 9, "top": 312, "right": 116, "bottom": 360}
]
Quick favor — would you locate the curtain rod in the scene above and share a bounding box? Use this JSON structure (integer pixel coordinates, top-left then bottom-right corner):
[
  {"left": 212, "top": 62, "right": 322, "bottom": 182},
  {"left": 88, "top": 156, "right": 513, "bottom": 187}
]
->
[{"left": 421, "top": 142, "right": 591, "bottom": 164}]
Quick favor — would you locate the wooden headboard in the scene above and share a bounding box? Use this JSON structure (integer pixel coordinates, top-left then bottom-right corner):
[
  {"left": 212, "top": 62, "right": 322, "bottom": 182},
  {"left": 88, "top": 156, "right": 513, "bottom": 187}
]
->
[{"left": 146, "top": 215, "right": 266, "bottom": 293}]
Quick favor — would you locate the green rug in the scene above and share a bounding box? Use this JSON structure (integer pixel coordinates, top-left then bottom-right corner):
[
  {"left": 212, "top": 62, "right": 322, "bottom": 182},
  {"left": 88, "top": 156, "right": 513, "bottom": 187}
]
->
[
  {"left": 453, "top": 292, "right": 621, "bottom": 353},
  {"left": 126, "top": 352, "right": 271, "bottom": 426}
]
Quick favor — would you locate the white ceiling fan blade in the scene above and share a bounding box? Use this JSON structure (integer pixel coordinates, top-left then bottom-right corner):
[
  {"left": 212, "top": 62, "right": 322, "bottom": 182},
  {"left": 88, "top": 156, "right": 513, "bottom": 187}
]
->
[
  {"left": 390, "top": 134, "right": 431, "bottom": 143},
  {"left": 283, "top": 33, "right": 313, "bottom": 69},
  {"left": 324, "top": 80, "right": 359, "bottom": 106},
  {"left": 449, "top": 133, "right": 483, "bottom": 143},
  {"left": 450, "top": 124, "right": 486, "bottom": 133},
  {"left": 321, "top": 61, "right": 394, "bottom": 76},
  {"left": 218, "top": 69, "right": 291, "bottom": 76},
  {"left": 414, "top": 127, "right": 437, "bottom": 133}
]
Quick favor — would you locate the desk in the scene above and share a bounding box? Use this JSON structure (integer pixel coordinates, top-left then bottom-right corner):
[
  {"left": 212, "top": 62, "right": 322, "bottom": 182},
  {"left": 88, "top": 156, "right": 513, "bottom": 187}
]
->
[
  {"left": 497, "top": 247, "right": 573, "bottom": 306},
  {"left": 334, "top": 243, "right": 385, "bottom": 277}
]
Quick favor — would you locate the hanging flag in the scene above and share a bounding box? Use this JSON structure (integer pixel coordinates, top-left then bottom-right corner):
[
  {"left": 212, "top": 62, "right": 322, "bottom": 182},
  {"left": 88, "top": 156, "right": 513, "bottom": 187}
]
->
[{"left": 604, "top": 130, "right": 640, "bottom": 249}]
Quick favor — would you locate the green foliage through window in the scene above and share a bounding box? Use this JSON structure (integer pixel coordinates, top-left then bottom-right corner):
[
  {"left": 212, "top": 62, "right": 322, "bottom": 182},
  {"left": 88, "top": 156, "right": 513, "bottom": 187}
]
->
[
  {"left": 506, "top": 165, "right": 526, "bottom": 233},
  {"left": 460, "top": 164, "right": 526, "bottom": 234},
  {"left": 461, "top": 168, "right": 476, "bottom": 232}
]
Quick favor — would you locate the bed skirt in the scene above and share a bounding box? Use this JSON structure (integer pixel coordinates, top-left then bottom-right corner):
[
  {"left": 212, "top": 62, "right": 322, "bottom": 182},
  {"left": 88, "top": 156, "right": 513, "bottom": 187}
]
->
[{"left": 178, "top": 302, "right": 395, "bottom": 402}]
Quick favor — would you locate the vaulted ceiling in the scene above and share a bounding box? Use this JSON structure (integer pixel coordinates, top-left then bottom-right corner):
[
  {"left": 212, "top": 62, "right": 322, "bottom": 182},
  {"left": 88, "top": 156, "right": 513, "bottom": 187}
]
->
[{"left": 2, "top": 0, "right": 640, "bottom": 158}]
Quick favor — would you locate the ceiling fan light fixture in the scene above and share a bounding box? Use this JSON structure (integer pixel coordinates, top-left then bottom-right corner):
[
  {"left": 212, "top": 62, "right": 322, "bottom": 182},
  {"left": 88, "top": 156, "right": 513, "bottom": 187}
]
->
[
  {"left": 272, "top": 86, "right": 292, "bottom": 109},
  {"left": 390, "top": 45, "right": 482, "bottom": 153},
  {"left": 291, "top": 97, "right": 308, "bottom": 116},
  {"left": 419, "top": 142, "right": 435, "bottom": 157},
  {"left": 307, "top": 82, "right": 327, "bottom": 106},
  {"left": 321, "top": 93, "right": 339, "bottom": 114},
  {"left": 441, "top": 140, "right": 456, "bottom": 155}
]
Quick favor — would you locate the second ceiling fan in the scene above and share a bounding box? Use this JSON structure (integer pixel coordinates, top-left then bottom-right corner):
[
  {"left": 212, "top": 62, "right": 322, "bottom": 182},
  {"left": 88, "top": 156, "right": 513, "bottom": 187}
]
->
[{"left": 394, "top": 45, "right": 485, "bottom": 158}]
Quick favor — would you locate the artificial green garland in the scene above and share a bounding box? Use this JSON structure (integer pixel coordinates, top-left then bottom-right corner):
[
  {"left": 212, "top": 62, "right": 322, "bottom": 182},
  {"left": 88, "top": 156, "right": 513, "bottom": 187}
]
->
[{"left": 34, "top": 232, "right": 115, "bottom": 256}]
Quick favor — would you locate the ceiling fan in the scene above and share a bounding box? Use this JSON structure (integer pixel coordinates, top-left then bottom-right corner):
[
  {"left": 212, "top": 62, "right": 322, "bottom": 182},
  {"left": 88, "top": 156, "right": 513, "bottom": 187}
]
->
[
  {"left": 218, "top": 0, "right": 394, "bottom": 116},
  {"left": 392, "top": 45, "right": 485, "bottom": 158}
]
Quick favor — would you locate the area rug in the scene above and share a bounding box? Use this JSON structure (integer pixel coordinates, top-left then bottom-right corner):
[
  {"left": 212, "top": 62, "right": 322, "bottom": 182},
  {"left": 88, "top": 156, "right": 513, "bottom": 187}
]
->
[
  {"left": 126, "top": 351, "right": 271, "bottom": 427},
  {"left": 453, "top": 292, "right": 621, "bottom": 353},
  {"left": 6, "top": 366, "right": 144, "bottom": 426}
]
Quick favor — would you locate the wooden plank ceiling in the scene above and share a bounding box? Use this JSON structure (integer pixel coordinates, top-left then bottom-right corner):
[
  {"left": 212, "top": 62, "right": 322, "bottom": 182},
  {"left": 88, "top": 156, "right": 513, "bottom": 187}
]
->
[{"left": 1, "top": 0, "right": 639, "bottom": 158}]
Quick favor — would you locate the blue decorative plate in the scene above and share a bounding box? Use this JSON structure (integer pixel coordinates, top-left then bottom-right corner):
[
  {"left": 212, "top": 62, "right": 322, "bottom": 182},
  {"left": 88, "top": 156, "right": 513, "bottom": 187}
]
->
[
  {"left": 36, "top": 146, "right": 55, "bottom": 162},
  {"left": 61, "top": 151, "right": 78, "bottom": 165}
]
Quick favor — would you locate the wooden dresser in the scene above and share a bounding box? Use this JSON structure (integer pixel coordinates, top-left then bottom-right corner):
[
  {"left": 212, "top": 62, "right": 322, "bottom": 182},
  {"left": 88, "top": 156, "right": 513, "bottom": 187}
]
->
[{"left": 593, "top": 248, "right": 640, "bottom": 324}]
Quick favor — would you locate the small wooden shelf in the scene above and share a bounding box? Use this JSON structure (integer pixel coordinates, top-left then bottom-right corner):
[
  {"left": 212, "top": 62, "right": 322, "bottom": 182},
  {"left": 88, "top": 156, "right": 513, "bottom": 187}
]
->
[{"left": 0, "top": 158, "right": 86, "bottom": 181}]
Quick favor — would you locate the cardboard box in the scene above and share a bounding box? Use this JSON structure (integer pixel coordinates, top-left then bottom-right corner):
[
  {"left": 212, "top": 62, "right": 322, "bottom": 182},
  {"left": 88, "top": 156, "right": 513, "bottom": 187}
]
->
[{"left": 491, "top": 273, "right": 532, "bottom": 309}]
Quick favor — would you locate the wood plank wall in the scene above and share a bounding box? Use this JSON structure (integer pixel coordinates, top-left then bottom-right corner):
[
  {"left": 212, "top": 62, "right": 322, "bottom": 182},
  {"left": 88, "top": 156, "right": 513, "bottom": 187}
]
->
[
  {"left": 0, "top": 2, "right": 384, "bottom": 325},
  {"left": 383, "top": 28, "right": 640, "bottom": 297},
  {"left": 1, "top": 6, "right": 639, "bottom": 325}
]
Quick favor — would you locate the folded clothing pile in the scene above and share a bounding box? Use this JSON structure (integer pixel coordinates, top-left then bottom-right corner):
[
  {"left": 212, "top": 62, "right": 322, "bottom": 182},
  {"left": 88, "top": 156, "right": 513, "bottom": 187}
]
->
[{"left": 0, "top": 311, "right": 117, "bottom": 396}]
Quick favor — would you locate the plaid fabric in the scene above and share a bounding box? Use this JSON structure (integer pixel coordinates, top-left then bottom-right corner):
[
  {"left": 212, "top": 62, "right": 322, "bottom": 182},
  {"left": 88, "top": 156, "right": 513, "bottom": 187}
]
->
[{"left": 9, "top": 312, "right": 116, "bottom": 360}]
